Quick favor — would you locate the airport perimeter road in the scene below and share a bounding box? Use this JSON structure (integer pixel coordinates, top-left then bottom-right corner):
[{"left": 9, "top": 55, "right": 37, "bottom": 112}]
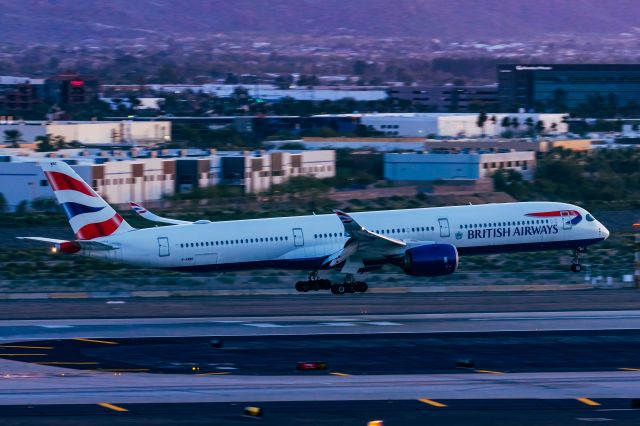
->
[{"left": 2, "top": 289, "right": 640, "bottom": 320}]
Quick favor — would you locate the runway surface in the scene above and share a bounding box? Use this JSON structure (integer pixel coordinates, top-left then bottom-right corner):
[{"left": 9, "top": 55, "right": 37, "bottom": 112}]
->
[
  {"left": 1, "top": 399, "right": 639, "bottom": 426},
  {"left": 2, "top": 289, "right": 640, "bottom": 320},
  {"left": 0, "top": 291, "right": 638, "bottom": 424},
  {"left": 1, "top": 309, "right": 640, "bottom": 341},
  {"left": 3, "top": 330, "right": 640, "bottom": 375}
]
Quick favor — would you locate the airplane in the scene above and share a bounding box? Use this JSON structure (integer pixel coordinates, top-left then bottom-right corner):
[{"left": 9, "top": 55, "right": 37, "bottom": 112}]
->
[{"left": 19, "top": 160, "right": 610, "bottom": 295}]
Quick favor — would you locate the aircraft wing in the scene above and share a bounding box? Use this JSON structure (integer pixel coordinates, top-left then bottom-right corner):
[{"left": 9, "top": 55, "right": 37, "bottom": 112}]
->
[
  {"left": 130, "top": 202, "right": 192, "bottom": 225},
  {"left": 323, "top": 210, "right": 406, "bottom": 271}
]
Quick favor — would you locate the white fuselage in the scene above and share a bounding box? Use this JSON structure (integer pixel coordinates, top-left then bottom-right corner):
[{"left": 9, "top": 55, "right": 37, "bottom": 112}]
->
[{"left": 86, "top": 201, "right": 608, "bottom": 273}]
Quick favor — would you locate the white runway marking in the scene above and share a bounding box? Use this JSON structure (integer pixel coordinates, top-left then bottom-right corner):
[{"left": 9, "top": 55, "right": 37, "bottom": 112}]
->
[
  {"left": 106, "top": 301, "right": 126, "bottom": 304},
  {"left": 37, "top": 325, "right": 73, "bottom": 329},
  {"left": 243, "top": 323, "right": 284, "bottom": 328},
  {"left": 319, "top": 322, "right": 357, "bottom": 326},
  {"left": 366, "top": 321, "right": 402, "bottom": 326}
]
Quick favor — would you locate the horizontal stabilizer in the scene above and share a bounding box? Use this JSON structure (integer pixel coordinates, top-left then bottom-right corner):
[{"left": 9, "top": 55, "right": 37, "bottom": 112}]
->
[{"left": 17, "top": 237, "right": 117, "bottom": 252}]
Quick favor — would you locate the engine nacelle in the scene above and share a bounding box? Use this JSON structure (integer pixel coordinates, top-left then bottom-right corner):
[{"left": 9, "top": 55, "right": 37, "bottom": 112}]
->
[{"left": 402, "top": 243, "right": 458, "bottom": 277}]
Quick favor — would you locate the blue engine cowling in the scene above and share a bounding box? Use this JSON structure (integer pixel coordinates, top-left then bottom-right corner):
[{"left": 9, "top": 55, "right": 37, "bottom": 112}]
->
[{"left": 402, "top": 243, "right": 458, "bottom": 277}]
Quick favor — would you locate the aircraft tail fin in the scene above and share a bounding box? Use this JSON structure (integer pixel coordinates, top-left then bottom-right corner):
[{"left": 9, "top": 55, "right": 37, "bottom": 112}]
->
[{"left": 41, "top": 160, "right": 134, "bottom": 240}]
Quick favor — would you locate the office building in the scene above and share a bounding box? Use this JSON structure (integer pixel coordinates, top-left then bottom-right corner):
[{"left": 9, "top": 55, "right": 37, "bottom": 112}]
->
[{"left": 498, "top": 64, "right": 640, "bottom": 112}]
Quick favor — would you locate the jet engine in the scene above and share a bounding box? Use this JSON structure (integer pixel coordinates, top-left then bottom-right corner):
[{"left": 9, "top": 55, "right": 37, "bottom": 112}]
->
[{"left": 402, "top": 243, "right": 458, "bottom": 277}]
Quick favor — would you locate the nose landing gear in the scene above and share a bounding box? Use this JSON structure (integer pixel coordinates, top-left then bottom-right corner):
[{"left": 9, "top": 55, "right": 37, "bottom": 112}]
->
[{"left": 570, "top": 248, "right": 584, "bottom": 273}]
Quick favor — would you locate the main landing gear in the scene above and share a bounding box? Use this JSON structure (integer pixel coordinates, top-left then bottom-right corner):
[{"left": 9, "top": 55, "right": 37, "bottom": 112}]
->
[
  {"left": 295, "top": 272, "right": 368, "bottom": 295},
  {"left": 570, "top": 248, "right": 584, "bottom": 273}
]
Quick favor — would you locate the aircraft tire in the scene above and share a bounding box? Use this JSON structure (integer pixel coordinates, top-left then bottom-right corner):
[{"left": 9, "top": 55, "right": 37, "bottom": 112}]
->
[{"left": 332, "top": 284, "right": 346, "bottom": 295}]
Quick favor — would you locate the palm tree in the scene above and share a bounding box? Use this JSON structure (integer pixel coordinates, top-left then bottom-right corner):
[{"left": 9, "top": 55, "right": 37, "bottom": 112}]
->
[
  {"left": 476, "top": 112, "right": 488, "bottom": 137},
  {"left": 3, "top": 130, "right": 23, "bottom": 148},
  {"left": 35, "top": 134, "right": 55, "bottom": 152}
]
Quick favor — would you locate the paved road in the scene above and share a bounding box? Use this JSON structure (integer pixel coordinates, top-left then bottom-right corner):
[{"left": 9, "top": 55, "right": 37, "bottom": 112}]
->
[
  {"left": 1, "top": 289, "right": 640, "bottom": 320},
  {"left": 1, "top": 400, "right": 639, "bottom": 426}
]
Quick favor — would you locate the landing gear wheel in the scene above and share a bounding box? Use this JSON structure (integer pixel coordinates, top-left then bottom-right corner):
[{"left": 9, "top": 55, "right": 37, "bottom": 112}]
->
[
  {"left": 295, "top": 281, "right": 305, "bottom": 292},
  {"left": 319, "top": 279, "right": 332, "bottom": 290},
  {"left": 331, "top": 284, "right": 346, "bottom": 295},
  {"left": 354, "top": 281, "right": 368, "bottom": 293},
  {"left": 571, "top": 249, "right": 583, "bottom": 273}
]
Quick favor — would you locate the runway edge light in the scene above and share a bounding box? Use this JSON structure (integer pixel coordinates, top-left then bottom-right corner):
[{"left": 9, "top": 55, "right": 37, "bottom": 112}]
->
[{"left": 244, "top": 406, "right": 263, "bottom": 417}]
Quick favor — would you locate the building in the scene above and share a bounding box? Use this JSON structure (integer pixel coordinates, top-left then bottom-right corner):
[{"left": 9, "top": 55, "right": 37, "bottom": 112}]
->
[
  {"left": 271, "top": 137, "right": 427, "bottom": 151},
  {"left": 384, "top": 151, "right": 536, "bottom": 183},
  {"left": 0, "top": 121, "right": 172, "bottom": 146},
  {"left": 387, "top": 85, "right": 498, "bottom": 111},
  {"left": 0, "top": 76, "right": 44, "bottom": 113},
  {"left": 0, "top": 148, "right": 336, "bottom": 211},
  {"left": 124, "top": 84, "right": 388, "bottom": 102},
  {"left": 45, "top": 71, "right": 99, "bottom": 106},
  {"left": 498, "top": 64, "right": 640, "bottom": 112},
  {"left": 357, "top": 113, "right": 567, "bottom": 138}
]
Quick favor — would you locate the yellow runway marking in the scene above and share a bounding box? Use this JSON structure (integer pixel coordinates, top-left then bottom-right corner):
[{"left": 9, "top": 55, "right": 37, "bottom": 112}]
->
[
  {"left": 475, "top": 369, "right": 504, "bottom": 375},
  {"left": 330, "top": 372, "right": 350, "bottom": 377},
  {"left": 35, "top": 361, "right": 99, "bottom": 365},
  {"left": 418, "top": 398, "right": 447, "bottom": 407},
  {"left": 73, "top": 338, "right": 118, "bottom": 345},
  {"left": 98, "top": 403, "right": 128, "bottom": 412},
  {"left": 619, "top": 368, "right": 640, "bottom": 371},
  {"left": 576, "top": 397, "right": 601, "bottom": 406},
  {"left": 0, "top": 345, "right": 53, "bottom": 350},
  {"left": 0, "top": 353, "right": 48, "bottom": 356},
  {"left": 195, "top": 372, "right": 231, "bottom": 376}
]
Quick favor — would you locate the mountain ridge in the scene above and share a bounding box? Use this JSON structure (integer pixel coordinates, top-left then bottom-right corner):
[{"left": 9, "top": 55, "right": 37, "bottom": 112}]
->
[{"left": 1, "top": 0, "right": 638, "bottom": 43}]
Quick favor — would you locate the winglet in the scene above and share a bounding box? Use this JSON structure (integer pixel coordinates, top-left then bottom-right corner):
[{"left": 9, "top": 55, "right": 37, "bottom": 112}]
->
[
  {"left": 333, "top": 209, "right": 362, "bottom": 231},
  {"left": 130, "top": 201, "right": 192, "bottom": 225}
]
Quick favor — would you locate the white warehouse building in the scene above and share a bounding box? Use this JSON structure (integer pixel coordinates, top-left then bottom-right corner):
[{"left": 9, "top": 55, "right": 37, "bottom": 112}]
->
[
  {"left": 0, "top": 149, "right": 335, "bottom": 211},
  {"left": 0, "top": 120, "right": 172, "bottom": 146},
  {"left": 359, "top": 113, "right": 568, "bottom": 138}
]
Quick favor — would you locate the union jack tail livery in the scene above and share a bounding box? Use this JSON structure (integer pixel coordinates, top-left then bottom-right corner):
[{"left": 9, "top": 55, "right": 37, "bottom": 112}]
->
[{"left": 42, "top": 161, "right": 134, "bottom": 240}]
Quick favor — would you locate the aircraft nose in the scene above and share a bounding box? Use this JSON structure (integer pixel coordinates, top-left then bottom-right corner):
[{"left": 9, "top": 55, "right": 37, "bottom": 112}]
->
[{"left": 600, "top": 225, "right": 610, "bottom": 239}]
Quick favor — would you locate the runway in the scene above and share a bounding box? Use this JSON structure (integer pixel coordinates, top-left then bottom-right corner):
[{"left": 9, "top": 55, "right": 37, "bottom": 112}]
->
[
  {"left": 0, "top": 292, "right": 639, "bottom": 424},
  {"left": 2, "top": 289, "right": 640, "bottom": 320},
  {"left": 2, "top": 399, "right": 639, "bottom": 426},
  {"left": 1, "top": 309, "right": 640, "bottom": 342}
]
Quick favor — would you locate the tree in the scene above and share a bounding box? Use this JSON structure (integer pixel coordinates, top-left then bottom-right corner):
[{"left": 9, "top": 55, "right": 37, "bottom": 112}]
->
[
  {"left": 35, "top": 134, "right": 55, "bottom": 152},
  {"left": 476, "top": 112, "right": 488, "bottom": 137},
  {"left": 510, "top": 117, "right": 520, "bottom": 129},
  {"left": 52, "top": 135, "right": 67, "bottom": 150},
  {"left": 500, "top": 116, "right": 511, "bottom": 129},
  {"left": 3, "top": 129, "right": 23, "bottom": 148},
  {"left": 0, "top": 192, "right": 6, "bottom": 213},
  {"left": 224, "top": 73, "right": 239, "bottom": 84},
  {"left": 535, "top": 120, "right": 545, "bottom": 135}
]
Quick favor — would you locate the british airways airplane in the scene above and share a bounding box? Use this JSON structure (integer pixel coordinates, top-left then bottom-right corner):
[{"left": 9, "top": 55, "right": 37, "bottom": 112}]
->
[{"left": 20, "top": 161, "right": 610, "bottom": 295}]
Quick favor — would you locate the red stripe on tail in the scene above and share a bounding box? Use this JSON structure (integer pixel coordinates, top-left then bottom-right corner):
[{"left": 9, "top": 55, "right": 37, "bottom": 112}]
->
[
  {"left": 75, "top": 214, "right": 123, "bottom": 240},
  {"left": 44, "top": 171, "right": 95, "bottom": 197}
]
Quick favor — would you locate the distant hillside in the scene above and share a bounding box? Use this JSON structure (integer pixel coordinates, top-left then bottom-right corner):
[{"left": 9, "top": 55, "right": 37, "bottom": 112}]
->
[{"left": 1, "top": 0, "right": 639, "bottom": 43}]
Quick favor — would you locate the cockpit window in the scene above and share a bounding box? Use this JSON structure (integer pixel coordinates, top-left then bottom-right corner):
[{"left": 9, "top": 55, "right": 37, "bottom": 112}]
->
[{"left": 586, "top": 214, "right": 595, "bottom": 222}]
